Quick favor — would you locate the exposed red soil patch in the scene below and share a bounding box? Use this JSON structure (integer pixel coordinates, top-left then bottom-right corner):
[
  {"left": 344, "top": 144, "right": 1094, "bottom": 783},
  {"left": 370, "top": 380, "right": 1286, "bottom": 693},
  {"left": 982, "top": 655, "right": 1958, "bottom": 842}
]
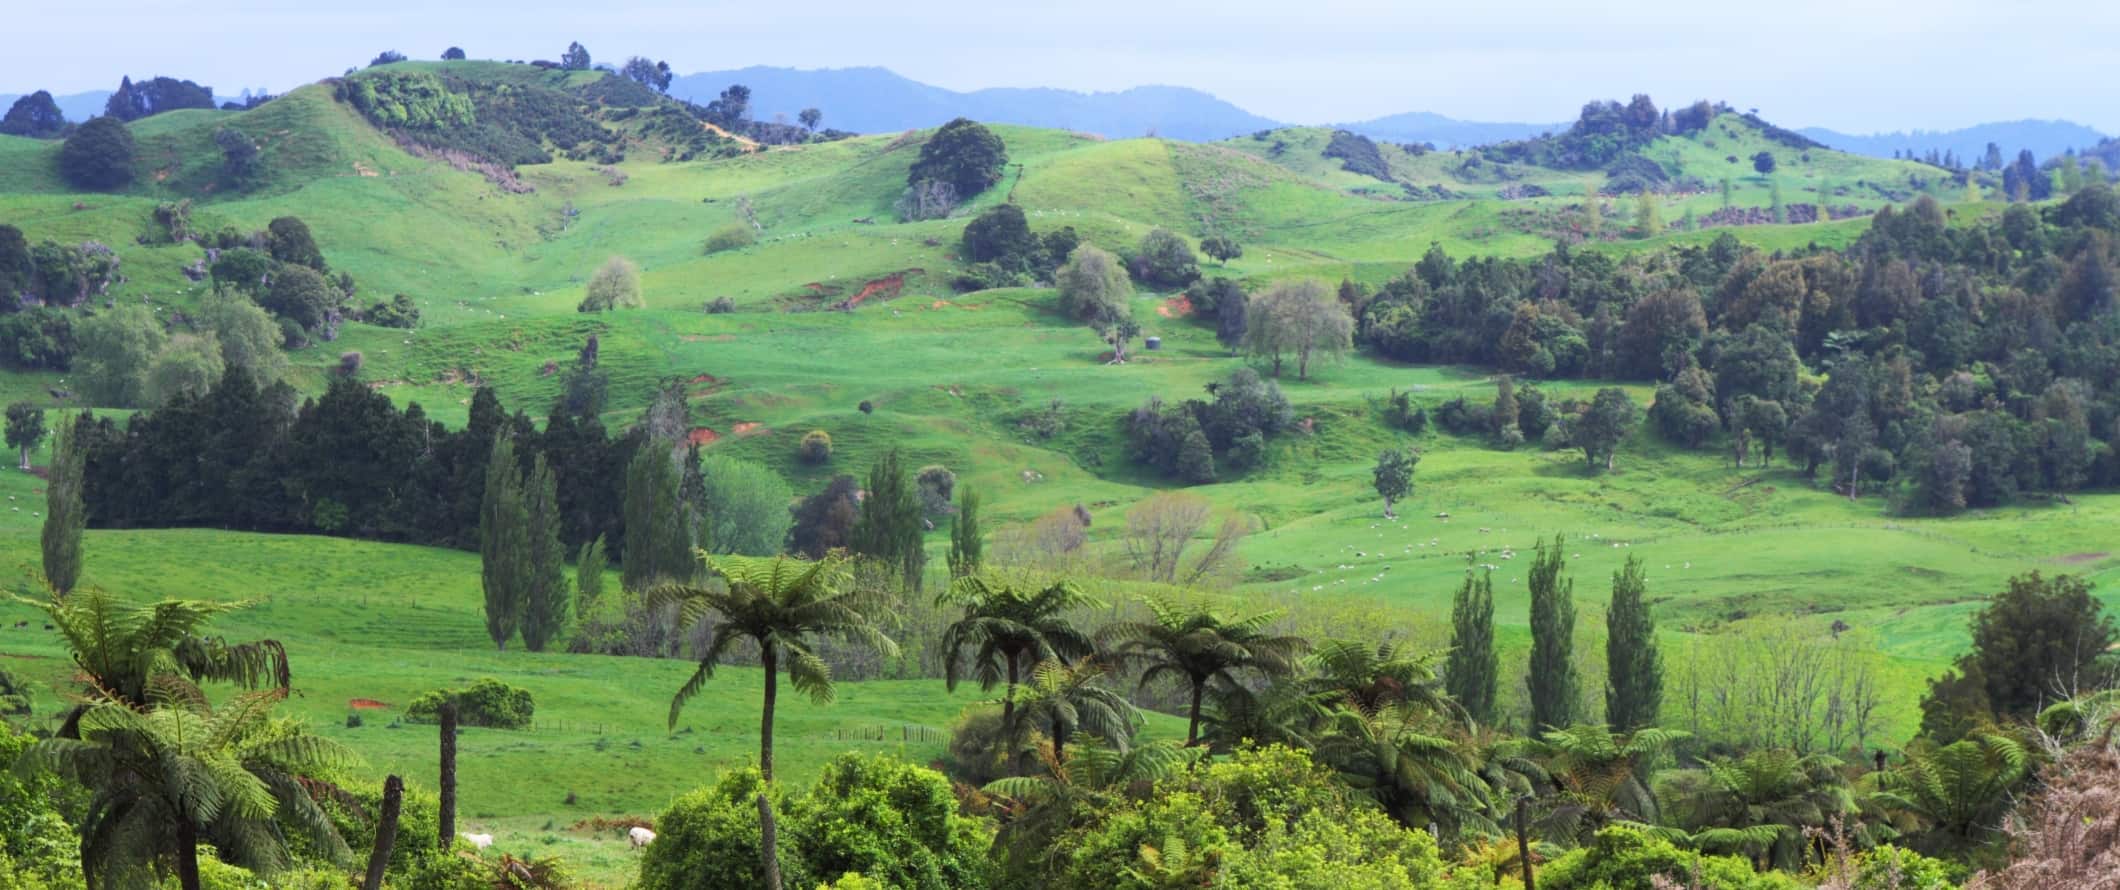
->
[
  {"left": 732, "top": 422, "right": 766, "bottom": 437},
  {"left": 842, "top": 269, "right": 923, "bottom": 309},
  {"left": 687, "top": 427, "right": 721, "bottom": 446},
  {"left": 348, "top": 698, "right": 389, "bottom": 710},
  {"left": 2056, "top": 552, "right": 2110, "bottom": 564},
  {"left": 690, "top": 373, "right": 720, "bottom": 385},
  {"left": 1157, "top": 295, "right": 1194, "bottom": 318}
]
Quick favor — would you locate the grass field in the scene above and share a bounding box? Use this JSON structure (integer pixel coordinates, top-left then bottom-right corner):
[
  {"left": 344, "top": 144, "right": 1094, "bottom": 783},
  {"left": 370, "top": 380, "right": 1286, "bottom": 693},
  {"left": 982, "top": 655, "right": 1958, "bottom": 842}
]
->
[{"left": 0, "top": 65, "right": 2109, "bottom": 887}]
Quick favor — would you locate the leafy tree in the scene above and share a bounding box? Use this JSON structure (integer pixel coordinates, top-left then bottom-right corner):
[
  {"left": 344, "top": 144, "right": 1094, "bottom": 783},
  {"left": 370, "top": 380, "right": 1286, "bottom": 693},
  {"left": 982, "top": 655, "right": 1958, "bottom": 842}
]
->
[
  {"left": 798, "top": 108, "right": 822, "bottom": 132},
  {"left": 578, "top": 256, "right": 644, "bottom": 311},
  {"left": 74, "top": 303, "right": 166, "bottom": 406},
  {"left": 1951, "top": 572, "right": 2116, "bottom": 721},
  {"left": 621, "top": 57, "right": 673, "bottom": 92},
  {"left": 1244, "top": 278, "right": 1354, "bottom": 379},
  {"left": 1528, "top": 534, "right": 1579, "bottom": 731},
  {"left": 143, "top": 332, "right": 225, "bottom": 407},
  {"left": 0, "top": 223, "right": 28, "bottom": 298},
  {"left": 519, "top": 452, "right": 570, "bottom": 652},
  {"left": 1632, "top": 192, "right": 1663, "bottom": 238},
  {"left": 1752, "top": 151, "right": 1777, "bottom": 174},
  {"left": 1446, "top": 570, "right": 1499, "bottom": 725},
  {"left": 947, "top": 485, "right": 982, "bottom": 578},
  {"left": 938, "top": 574, "right": 1097, "bottom": 733},
  {"left": 1604, "top": 555, "right": 1661, "bottom": 732},
  {"left": 960, "top": 203, "right": 1035, "bottom": 267},
  {"left": 259, "top": 265, "right": 340, "bottom": 332},
  {"left": 441, "top": 47, "right": 466, "bottom": 60},
  {"left": 850, "top": 449, "right": 926, "bottom": 591},
  {"left": 1131, "top": 228, "right": 1200, "bottom": 289},
  {"left": 57, "top": 116, "right": 135, "bottom": 190},
  {"left": 41, "top": 420, "right": 85, "bottom": 594},
  {"left": 1371, "top": 446, "right": 1417, "bottom": 518},
  {"left": 653, "top": 554, "right": 899, "bottom": 780},
  {"left": 0, "top": 91, "right": 66, "bottom": 138},
  {"left": 4, "top": 402, "right": 44, "bottom": 470},
  {"left": 213, "top": 127, "right": 261, "bottom": 186},
  {"left": 907, "top": 117, "right": 1006, "bottom": 199},
  {"left": 703, "top": 84, "right": 751, "bottom": 128},
  {"left": 1104, "top": 598, "right": 1306, "bottom": 746},
  {"left": 1199, "top": 234, "right": 1242, "bottom": 265},
  {"left": 266, "top": 216, "right": 326, "bottom": 271},
  {"left": 1055, "top": 243, "right": 1132, "bottom": 322},
  {"left": 622, "top": 443, "right": 695, "bottom": 590},
  {"left": 787, "top": 474, "right": 860, "bottom": 558},
  {"left": 369, "top": 50, "right": 407, "bottom": 66},
  {"left": 561, "top": 41, "right": 592, "bottom": 70},
  {"left": 698, "top": 455, "right": 793, "bottom": 556},
  {"left": 1574, "top": 388, "right": 1639, "bottom": 471},
  {"left": 478, "top": 432, "right": 528, "bottom": 650}
]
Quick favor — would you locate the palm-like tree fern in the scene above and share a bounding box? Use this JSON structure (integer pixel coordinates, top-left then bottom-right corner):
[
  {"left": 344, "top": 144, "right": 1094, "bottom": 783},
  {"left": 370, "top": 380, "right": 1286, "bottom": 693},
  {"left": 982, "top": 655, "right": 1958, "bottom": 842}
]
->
[
  {"left": 33, "top": 590, "right": 289, "bottom": 737},
  {"left": 1010, "top": 657, "right": 1140, "bottom": 765},
  {"left": 936, "top": 574, "right": 1097, "bottom": 730},
  {"left": 652, "top": 553, "right": 898, "bottom": 781},
  {"left": 1516, "top": 723, "right": 1689, "bottom": 844},
  {"left": 27, "top": 691, "right": 353, "bottom": 890},
  {"left": 1305, "top": 639, "right": 1457, "bottom": 718},
  {"left": 1681, "top": 749, "right": 1855, "bottom": 868},
  {"left": 1313, "top": 703, "right": 1501, "bottom": 839},
  {"left": 1868, "top": 728, "right": 2039, "bottom": 847},
  {"left": 1101, "top": 598, "right": 1306, "bottom": 746}
]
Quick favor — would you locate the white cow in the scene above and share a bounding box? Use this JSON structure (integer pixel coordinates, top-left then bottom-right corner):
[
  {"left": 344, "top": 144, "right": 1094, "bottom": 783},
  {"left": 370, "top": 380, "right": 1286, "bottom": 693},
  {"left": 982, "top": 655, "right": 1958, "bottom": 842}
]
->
[
  {"left": 628, "top": 827, "right": 657, "bottom": 848},
  {"left": 460, "top": 832, "right": 494, "bottom": 850}
]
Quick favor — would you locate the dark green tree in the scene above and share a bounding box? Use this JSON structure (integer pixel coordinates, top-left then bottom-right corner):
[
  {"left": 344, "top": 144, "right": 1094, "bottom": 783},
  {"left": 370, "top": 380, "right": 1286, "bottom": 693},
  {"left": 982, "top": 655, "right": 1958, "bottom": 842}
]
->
[
  {"left": 1752, "top": 151, "right": 1777, "bottom": 174},
  {"left": 907, "top": 117, "right": 1007, "bottom": 199},
  {"left": 266, "top": 216, "right": 327, "bottom": 271},
  {"left": 1604, "top": 555, "right": 1661, "bottom": 732},
  {"left": 850, "top": 448, "right": 926, "bottom": 591},
  {"left": 5, "top": 402, "right": 45, "bottom": 469},
  {"left": 0, "top": 91, "right": 66, "bottom": 138},
  {"left": 1575, "top": 388, "right": 1639, "bottom": 472},
  {"left": 478, "top": 432, "right": 528, "bottom": 650},
  {"left": 1371, "top": 447, "right": 1417, "bottom": 518},
  {"left": 621, "top": 57, "right": 673, "bottom": 92},
  {"left": 621, "top": 443, "right": 694, "bottom": 591},
  {"left": 1131, "top": 228, "right": 1200, "bottom": 289},
  {"left": 561, "top": 42, "right": 592, "bottom": 70},
  {"left": 441, "top": 47, "right": 466, "bottom": 60},
  {"left": 947, "top": 485, "right": 982, "bottom": 578},
  {"left": 0, "top": 223, "right": 29, "bottom": 297},
  {"left": 518, "top": 452, "right": 570, "bottom": 652},
  {"left": 41, "top": 419, "right": 85, "bottom": 595},
  {"left": 960, "top": 203, "right": 1036, "bottom": 267},
  {"left": 1527, "top": 534, "right": 1578, "bottom": 731},
  {"left": 1199, "top": 234, "right": 1242, "bottom": 265},
  {"left": 1445, "top": 570, "right": 1498, "bottom": 725},
  {"left": 798, "top": 108, "right": 822, "bottom": 132},
  {"left": 56, "top": 116, "right": 135, "bottom": 190},
  {"left": 1955, "top": 573, "right": 2116, "bottom": 721}
]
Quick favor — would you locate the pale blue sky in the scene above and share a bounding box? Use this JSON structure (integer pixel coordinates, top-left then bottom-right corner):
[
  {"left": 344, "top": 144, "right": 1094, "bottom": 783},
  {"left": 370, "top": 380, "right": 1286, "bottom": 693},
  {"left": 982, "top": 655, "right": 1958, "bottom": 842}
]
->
[{"left": 6, "top": 0, "right": 2117, "bottom": 133}]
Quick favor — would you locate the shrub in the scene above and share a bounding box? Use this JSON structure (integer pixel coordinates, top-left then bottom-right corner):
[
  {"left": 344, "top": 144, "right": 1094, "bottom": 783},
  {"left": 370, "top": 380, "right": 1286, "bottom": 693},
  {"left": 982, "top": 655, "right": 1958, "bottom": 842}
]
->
[
  {"left": 1538, "top": 824, "right": 1801, "bottom": 890},
  {"left": 1323, "top": 129, "right": 1393, "bottom": 182},
  {"left": 1130, "top": 228, "right": 1200, "bottom": 289},
  {"left": 780, "top": 754, "right": 994, "bottom": 890},
  {"left": 915, "top": 465, "right": 955, "bottom": 516},
  {"left": 260, "top": 265, "right": 342, "bottom": 332},
  {"left": 703, "top": 224, "right": 755, "bottom": 254},
  {"left": 363, "top": 294, "right": 421, "bottom": 328},
  {"left": 404, "top": 677, "right": 534, "bottom": 729},
  {"left": 637, "top": 769, "right": 806, "bottom": 890},
  {"left": 940, "top": 705, "right": 1010, "bottom": 787},
  {"left": 799, "top": 430, "right": 833, "bottom": 464},
  {"left": 907, "top": 118, "right": 1007, "bottom": 199},
  {"left": 578, "top": 257, "right": 643, "bottom": 311},
  {"left": 705, "top": 296, "right": 736, "bottom": 314},
  {"left": 56, "top": 117, "right": 135, "bottom": 190},
  {"left": 1385, "top": 389, "right": 1428, "bottom": 434},
  {"left": 335, "top": 351, "right": 364, "bottom": 378}
]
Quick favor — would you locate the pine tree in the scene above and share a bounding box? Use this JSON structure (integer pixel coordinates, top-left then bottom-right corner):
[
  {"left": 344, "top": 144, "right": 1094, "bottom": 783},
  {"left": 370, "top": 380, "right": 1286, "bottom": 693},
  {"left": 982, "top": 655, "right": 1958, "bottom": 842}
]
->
[
  {"left": 1446, "top": 570, "right": 1499, "bottom": 724},
  {"left": 851, "top": 449, "right": 926, "bottom": 591},
  {"left": 1527, "top": 533, "right": 1578, "bottom": 731},
  {"left": 41, "top": 419, "right": 86, "bottom": 595},
  {"left": 478, "top": 433, "right": 528, "bottom": 650},
  {"left": 947, "top": 485, "right": 982, "bottom": 578},
  {"left": 621, "top": 443, "right": 692, "bottom": 591},
  {"left": 1604, "top": 555, "right": 1661, "bottom": 731},
  {"left": 518, "top": 453, "right": 570, "bottom": 652}
]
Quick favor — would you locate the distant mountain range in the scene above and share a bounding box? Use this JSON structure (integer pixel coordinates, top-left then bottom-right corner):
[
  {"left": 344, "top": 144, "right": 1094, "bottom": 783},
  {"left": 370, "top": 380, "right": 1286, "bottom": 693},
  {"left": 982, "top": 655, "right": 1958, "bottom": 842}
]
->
[
  {"left": 1800, "top": 120, "right": 2111, "bottom": 163},
  {"left": 0, "top": 90, "right": 112, "bottom": 123},
  {"left": 1332, "top": 111, "right": 1563, "bottom": 149}
]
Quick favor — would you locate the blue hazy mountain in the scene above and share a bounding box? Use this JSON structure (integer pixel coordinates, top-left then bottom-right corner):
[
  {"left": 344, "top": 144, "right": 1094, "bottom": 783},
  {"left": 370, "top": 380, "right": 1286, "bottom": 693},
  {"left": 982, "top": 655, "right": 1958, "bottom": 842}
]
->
[{"left": 1800, "top": 120, "right": 2110, "bottom": 162}]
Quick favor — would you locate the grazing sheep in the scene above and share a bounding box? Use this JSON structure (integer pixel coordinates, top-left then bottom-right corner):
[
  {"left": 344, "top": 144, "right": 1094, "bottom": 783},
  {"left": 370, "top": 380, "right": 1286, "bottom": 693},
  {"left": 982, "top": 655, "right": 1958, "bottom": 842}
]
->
[
  {"left": 461, "top": 833, "right": 494, "bottom": 850},
  {"left": 628, "top": 827, "right": 656, "bottom": 848}
]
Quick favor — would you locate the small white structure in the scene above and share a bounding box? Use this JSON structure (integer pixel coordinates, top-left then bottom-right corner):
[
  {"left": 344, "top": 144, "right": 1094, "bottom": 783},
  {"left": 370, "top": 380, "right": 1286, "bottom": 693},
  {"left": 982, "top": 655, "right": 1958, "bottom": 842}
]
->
[
  {"left": 629, "top": 827, "right": 657, "bottom": 848},
  {"left": 461, "top": 832, "right": 493, "bottom": 850}
]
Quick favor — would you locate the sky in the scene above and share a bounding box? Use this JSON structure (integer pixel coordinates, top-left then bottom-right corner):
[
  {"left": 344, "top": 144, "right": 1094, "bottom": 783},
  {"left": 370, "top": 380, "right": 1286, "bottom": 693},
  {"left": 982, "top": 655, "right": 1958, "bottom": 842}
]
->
[{"left": 5, "top": 0, "right": 2119, "bottom": 134}]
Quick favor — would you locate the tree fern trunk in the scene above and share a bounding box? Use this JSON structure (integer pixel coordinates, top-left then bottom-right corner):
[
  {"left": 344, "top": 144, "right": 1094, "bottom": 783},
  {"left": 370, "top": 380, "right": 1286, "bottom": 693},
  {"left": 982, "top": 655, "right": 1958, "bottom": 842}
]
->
[
  {"left": 362, "top": 775, "right": 404, "bottom": 890},
  {"left": 439, "top": 701, "right": 458, "bottom": 846},
  {"left": 757, "top": 792, "right": 783, "bottom": 890},
  {"left": 1186, "top": 681, "right": 1204, "bottom": 746},
  {"left": 760, "top": 644, "right": 778, "bottom": 782},
  {"left": 177, "top": 819, "right": 202, "bottom": 890}
]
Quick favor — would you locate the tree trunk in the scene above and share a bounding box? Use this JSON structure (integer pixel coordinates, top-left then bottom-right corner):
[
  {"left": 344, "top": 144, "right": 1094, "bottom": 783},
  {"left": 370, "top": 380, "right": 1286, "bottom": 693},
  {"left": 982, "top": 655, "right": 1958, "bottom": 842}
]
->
[
  {"left": 17, "top": 446, "right": 26, "bottom": 471},
  {"left": 439, "top": 701, "right": 457, "bottom": 847},
  {"left": 760, "top": 643, "right": 778, "bottom": 782},
  {"left": 177, "top": 819, "right": 203, "bottom": 890},
  {"left": 1051, "top": 717, "right": 1066, "bottom": 763},
  {"left": 1515, "top": 796, "right": 1536, "bottom": 890},
  {"left": 1002, "top": 653, "right": 1021, "bottom": 776},
  {"left": 757, "top": 792, "right": 784, "bottom": 890},
  {"left": 362, "top": 775, "right": 405, "bottom": 890},
  {"left": 1185, "top": 680, "right": 1204, "bottom": 746}
]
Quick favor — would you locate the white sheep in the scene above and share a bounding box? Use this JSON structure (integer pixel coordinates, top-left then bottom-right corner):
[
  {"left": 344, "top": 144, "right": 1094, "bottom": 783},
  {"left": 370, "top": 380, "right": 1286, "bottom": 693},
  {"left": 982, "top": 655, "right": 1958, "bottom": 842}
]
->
[
  {"left": 461, "top": 832, "right": 493, "bottom": 850},
  {"left": 628, "top": 827, "right": 657, "bottom": 848}
]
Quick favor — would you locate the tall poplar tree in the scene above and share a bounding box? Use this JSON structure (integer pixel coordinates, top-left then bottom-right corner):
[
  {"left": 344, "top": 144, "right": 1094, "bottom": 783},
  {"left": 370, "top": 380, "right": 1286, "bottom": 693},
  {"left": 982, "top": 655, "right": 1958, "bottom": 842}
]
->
[
  {"left": 518, "top": 453, "right": 570, "bottom": 652},
  {"left": 947, "top": 485, "right": 982, "bottom": 578},
  {"left": 1604, "top": 554, "right": 1661, "bottom": 731},
  {"left": 621, "top": 443, "right": 692, "bottom": 591},
  {"left": 1527, "top": 533, "right": 1578, "bottom": 731},
  {"left": 41, "top": 419, "right": 86, "bottom": 595},
  {"left": 1446, "top": 570, "right": 1499, "bottom": 725},
  {"left": 851, "top": 449, "right": 925, "bottom": 591},
  {"left": 478, "top": 434, "right": 528, "bottom": 650}
]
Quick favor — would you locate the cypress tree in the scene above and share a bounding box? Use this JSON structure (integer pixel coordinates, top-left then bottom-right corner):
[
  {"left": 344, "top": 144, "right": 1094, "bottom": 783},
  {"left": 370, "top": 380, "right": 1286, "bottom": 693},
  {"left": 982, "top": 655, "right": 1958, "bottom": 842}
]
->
[
  {"left": 1446, "top": 570, "right": 1498, "bottom": 724},
  {"left": 576, "top": 535, "right": 607, "bottom": 612},
  {"left": 1604, "top": 554, "right": 1661, "bottom": 731},
  {"left": 852, "top": 449, "right": 926, "bottom": 591},
  {"left": 41, "top": 419, "right": 86, "bottom": 595},
  {"left": 478, "top": 433, "right": 527, "bottom": 650},
  {"left": 1527, "top": 533, "right": 1578, "bottom": 731},
  {"left": 620, "top": 443, "right": 691, "bottom": 591},
  {"left": 518, "top": 453, "right": 570, "bottom": 652},
  {"left": 947, "top": 485, "right": 982, "bottom": 578}
]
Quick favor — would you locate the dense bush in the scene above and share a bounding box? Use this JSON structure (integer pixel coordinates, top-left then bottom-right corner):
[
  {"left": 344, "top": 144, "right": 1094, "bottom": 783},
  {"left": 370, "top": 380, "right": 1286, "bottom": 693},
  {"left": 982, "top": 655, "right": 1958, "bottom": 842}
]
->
[
  {"left": 703, "top": 224, "right": 755, "bottom": 254},
  {"left": 0, "top": 309, "right": 76, "bottom": 370},
  {"left": 1127, "top": 367, "right": 1293, "bottom": 481},
  {"left": 1323, "top": 130, "right": 1393, "bottom": 182},
  {"left": 1130, "top": 228, "right": 1201, "bottom": 289},
  {"left": 907, "top": 118, "right": 1007, "bottom": 200},
  {"left": 403, "top": 677, "right": 535, "bottom": 729},
  {"left": 799, "top": 429, "right": 833, "bottom": 464},
  {"left": 56, "top": 117, "right": 134, "bottom": 190},
  {"left": 1537, "top": 824, "right": 1802, "bottom": 890}
]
